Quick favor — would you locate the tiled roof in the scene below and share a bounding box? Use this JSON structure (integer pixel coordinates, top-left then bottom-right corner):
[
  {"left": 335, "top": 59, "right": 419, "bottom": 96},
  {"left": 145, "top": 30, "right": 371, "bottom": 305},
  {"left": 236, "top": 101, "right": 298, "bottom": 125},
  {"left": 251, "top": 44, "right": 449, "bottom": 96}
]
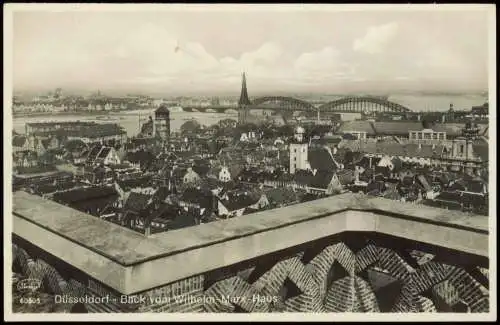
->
[
  {"left": 310, "top": 171, "right": 335, "bottom": 189},
  {"left": 229, "top": 164, "right": 245, "bottom": 180},
  {"left": 33, "top": 181, "right": 77, "bottom": 195},
  {"left": 153, "top": 186, "right": 172, "bottom": 203},
  {"left": 64, "top": 139, "right": 87, "bottom": 152},
  {"left": 349, "top": 141, "right": 448, "bottom": 159},
  {"left": 12, "top": 135, "right": 28, "bottom": 147},
  {"left": 40, "top": 139, "right": 52, "bottom": 149},
  {"left": 97, "top": 147, "right": 111, "bottom": 159},
  {"left": 467, "top": 179, "right": 487, "bottom": 193},
  {"left": 124, "top": 192, "right": 152, "bottom": 213},
  {"left": 124, "top": 150, "right": 155, "bottom": 165},
  {"left": 200, "top": 177, "right": 222, "bottom": 191},
  {"left": 293, "top": 170, "right": 334, "bottom": 189},
  {"left": 482, "top": 125, "right": 489, "bottom": 137},
  {"left": 53, "top": 186, "right": 118, "bottom": 203},
  {"left": 264, "top": 188, "right": 299, "bottom": 206},
  {"left": 434, "top": 191, "right": 462, "bottom": 203},
  {"left": 181, "top": 187, "right": 214, "bottom": 208},
  {"left": 117, "top": 176, "right": 153, "bottom": 191},
  {"left": 462, "top": 192, "right": 487, "bottom": 206},
  {"left": 473, "top": 143, "right": 489, "bottom": 162},
  {"left": 35, "top": 123, "right": 126, "bottom": 138},
  {"left": 308, "top": 147, "right": 337, "bottom": 172},
  {"left": 371, "top": 122, "right": 423, "bottom": 136},
  {"left": 337, "top": 121, "right": 376, "bottom": 135},
  {"left": 336, "top": 170, "right": 355, "bottom": 185},
  {"left": 86, "top": 145, "right": 103, "bottom": 162},
  {"left": 416, "top": 175, "right": 432, "bottom": 192},
  {"left": 220, "top": 193, "right": 260, "bottom": 211}
]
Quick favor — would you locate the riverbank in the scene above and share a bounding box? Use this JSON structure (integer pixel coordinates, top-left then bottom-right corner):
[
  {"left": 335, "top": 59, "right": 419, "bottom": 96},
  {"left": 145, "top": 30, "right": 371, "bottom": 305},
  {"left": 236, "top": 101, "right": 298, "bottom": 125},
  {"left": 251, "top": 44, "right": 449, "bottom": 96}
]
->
[
  {"left": 12, "top": 110, "right": 238, "bottom": 136},
  {"left": 12, "top": 109, "right": 135, "bottom": 118}
]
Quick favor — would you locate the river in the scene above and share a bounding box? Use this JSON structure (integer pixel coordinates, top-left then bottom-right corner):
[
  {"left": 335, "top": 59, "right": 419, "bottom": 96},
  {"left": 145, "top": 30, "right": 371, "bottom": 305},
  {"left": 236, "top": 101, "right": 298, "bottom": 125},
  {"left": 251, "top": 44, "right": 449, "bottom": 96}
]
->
[
  {"left": 12, "top": 110, "right": 239, "bottom": 137},
  {"left": 11, "top": 94, "right": 487, "bottom": 136}
]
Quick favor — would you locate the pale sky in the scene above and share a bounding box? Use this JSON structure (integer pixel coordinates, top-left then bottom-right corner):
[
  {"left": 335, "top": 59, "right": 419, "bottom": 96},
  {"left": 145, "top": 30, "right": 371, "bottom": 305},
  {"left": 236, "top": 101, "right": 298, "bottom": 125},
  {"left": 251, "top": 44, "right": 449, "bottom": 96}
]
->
[{"left": 11, "top": 5, "right": 493, "bottom": 96}]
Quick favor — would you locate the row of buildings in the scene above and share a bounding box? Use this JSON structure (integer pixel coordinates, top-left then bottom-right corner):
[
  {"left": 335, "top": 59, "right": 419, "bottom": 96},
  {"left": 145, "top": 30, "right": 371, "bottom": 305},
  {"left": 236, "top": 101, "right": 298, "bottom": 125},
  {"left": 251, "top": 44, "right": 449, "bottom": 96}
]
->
[
  {"left": 12, "top": 112, "right": 489, "bottom": 239},
  {"left": 12, "top": 90, "right": 155, "bottom": 114}
]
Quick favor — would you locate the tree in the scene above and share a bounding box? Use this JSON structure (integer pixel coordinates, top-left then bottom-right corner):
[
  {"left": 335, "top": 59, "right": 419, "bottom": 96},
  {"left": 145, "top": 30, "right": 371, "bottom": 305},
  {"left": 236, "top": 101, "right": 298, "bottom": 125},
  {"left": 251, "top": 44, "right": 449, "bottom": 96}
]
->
[
  {"left": 421, "top": 116, "right": 437, "bottom": 129},
  {"left": 180, "top": 119, "right": 201, "bottom": 135},
  {"left": 343, "top": 149, "right": 355, "bottom": 165},
  {"left": 277, "top": 125, "right": 294, "bottom": 138},
  {"left": 262, "top": 127, "right": 277, "bottom": 139}
]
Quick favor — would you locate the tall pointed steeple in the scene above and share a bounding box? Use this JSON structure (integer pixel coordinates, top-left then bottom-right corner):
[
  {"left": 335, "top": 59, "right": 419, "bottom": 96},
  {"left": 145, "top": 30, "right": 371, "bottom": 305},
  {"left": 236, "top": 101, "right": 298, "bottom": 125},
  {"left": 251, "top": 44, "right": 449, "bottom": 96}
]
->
[{"left": 238, "top": 72, "right": 251, "bottom": 106}]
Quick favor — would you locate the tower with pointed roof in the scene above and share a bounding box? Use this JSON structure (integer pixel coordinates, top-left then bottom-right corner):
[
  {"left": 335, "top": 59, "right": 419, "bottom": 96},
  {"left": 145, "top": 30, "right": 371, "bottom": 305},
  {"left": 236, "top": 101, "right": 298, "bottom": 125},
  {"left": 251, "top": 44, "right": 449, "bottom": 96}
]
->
[{"left": 238, "top": 73, "right": 252, "bottom": 124}]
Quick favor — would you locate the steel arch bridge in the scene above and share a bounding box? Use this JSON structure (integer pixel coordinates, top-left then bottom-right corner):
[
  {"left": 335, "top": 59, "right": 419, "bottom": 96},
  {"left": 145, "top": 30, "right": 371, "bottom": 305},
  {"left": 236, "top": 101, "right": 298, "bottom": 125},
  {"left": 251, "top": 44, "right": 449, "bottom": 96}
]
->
[
  {"left": 318, "top": 96, "right": 411, "bottom": 113},
  {"left": 247, "top": 96, "right": 411, "bottom": 113},
  {"left": 251, "top": 96, "right": 316, "bottom": 111}
]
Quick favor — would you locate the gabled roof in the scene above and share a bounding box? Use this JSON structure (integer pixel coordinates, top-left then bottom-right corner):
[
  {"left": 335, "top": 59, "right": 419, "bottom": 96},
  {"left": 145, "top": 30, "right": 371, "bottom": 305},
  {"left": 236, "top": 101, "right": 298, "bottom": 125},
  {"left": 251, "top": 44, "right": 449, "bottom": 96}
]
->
[
  {"left": 264, "top": 188, "right": 299, "bottom": 206},
  {"left": 220, "top": 193, "right": 260, "bottom": 212},
  {"left": 124, "top": 192, "right": 152, "bottom": 213},
  {"left": 86, "top": 145, "right": 103, "bottom": 162},
  {"left": 308, "top": 147, "right": 337, "bottom": 172},
  {"left": 309, "top": 171, "right": 334, "bottom": 189},
  {"left": 416, "top": 175, "right": 432, "bottom": 192},
  {"left": 97, "top": 147, "right": 111, "bottom": 159}
]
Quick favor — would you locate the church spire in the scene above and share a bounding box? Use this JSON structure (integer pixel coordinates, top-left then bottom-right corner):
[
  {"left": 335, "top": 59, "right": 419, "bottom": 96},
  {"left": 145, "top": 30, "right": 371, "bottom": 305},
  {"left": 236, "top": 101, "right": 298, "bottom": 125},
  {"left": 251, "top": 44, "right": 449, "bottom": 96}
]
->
[{"left": 238, "top": 72, "right": 251, "bottom": 106}]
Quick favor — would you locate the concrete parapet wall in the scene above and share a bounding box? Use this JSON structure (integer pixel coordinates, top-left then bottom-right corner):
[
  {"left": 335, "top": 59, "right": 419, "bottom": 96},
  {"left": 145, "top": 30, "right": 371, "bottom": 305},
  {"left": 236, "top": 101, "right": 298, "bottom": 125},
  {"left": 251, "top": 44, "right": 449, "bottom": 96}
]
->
[{"left": 11, "top": 191, "right": 489, "bottom": 312}]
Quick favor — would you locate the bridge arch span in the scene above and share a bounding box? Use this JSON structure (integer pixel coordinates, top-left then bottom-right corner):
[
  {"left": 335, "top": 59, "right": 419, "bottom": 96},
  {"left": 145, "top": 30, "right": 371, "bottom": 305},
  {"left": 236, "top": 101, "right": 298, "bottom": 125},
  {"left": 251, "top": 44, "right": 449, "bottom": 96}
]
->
[
  {"left": 251, "top": 96, "right": 316, "bottom": 111},
  {"left": 318, "top": 96, "right": 411, "bottom": 113}
]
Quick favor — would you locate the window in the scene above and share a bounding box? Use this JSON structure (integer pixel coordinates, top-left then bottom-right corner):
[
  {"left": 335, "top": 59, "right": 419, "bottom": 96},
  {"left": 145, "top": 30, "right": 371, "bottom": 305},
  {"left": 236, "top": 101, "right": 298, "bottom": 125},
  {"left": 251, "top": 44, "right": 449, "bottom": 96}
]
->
[{"left": 460, "top": 144, "right": 464, "bottom": 155}]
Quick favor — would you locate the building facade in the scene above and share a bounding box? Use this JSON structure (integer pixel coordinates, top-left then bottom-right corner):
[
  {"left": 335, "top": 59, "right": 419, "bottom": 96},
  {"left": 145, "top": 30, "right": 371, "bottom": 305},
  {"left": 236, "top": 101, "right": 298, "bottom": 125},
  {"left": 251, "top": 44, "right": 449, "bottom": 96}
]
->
[
  {"left": 409, "top": 129, "right": 447, "bottom": 142},
  {"left": 289, "top": 126, "right": 309, "bottom": 174}
]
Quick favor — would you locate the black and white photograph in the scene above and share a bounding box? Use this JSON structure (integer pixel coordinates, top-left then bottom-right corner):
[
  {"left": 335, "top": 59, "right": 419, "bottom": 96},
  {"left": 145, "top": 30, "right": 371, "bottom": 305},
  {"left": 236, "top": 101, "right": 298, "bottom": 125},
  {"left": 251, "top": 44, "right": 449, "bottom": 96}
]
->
[{"left": 4, "top": 3, "right": 496, "bottom": 322}]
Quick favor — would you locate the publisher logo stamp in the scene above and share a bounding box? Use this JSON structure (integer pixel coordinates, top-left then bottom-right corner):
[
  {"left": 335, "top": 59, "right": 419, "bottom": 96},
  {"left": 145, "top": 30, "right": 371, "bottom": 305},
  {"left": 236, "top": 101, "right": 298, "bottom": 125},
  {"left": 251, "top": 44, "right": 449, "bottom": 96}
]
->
[{"left": 16, "top": 278, "right": 42, "bottom": 293}]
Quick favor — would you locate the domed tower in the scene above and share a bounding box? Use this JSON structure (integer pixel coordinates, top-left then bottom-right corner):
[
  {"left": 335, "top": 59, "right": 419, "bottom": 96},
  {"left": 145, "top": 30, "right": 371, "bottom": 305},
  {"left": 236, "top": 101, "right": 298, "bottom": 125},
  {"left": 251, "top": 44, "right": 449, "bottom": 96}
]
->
[
  {"left": 155, "top": 104, "right": 171, "bottom": 145},
  {"left": 289, "top": 125, "right": 308, "bottom": 174},
  {"left": 451, "top": 118, "right": 481, "bottom": 173}
]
